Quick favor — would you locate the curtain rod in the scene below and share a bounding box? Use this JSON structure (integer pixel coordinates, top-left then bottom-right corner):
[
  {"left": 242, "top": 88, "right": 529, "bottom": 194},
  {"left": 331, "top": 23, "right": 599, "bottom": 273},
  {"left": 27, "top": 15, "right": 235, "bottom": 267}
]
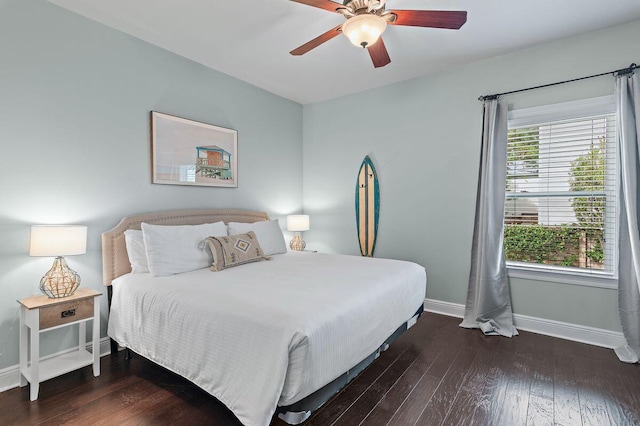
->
[{"left": 478, "top": 62, "right": 638, "bottom": 101}]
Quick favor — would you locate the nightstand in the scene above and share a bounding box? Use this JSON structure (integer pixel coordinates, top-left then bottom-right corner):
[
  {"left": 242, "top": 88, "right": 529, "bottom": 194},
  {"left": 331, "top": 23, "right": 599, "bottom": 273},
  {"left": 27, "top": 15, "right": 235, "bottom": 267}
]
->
[{"left": 18, "top": 288, "right": 102, "bottom": 401}]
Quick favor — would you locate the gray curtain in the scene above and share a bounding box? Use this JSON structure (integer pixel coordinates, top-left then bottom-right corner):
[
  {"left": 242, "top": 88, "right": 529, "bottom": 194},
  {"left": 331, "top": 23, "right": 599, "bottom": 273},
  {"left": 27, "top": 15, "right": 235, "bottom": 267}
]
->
[
  {"left": 460, "top": 99, "right": 518, "bottom": 337},
  {"left": 615, "top": 71, "right": 640, "bottom": 363}
]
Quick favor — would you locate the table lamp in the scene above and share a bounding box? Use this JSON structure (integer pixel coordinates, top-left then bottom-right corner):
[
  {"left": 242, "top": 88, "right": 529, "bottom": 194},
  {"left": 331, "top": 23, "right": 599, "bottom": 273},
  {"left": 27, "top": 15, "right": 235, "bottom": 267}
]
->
[
  {"left": 287, "top": 215, "right": 309, "bottom": 251},
  {"left": 29, "top": 225, "right": 87, "bottom": 298}
]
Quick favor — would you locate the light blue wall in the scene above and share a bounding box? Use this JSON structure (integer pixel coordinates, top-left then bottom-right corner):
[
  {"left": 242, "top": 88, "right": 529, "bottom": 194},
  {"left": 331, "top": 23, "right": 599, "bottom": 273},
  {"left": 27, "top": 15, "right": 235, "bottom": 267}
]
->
[
  {"left": 1, "top": 0, "right": 638, "bottom": 376},
  {"left": 303, "top": 19, "right": 640, "bottom": 332},
  {"left": 0, "top": 0, "right": 303, "bottom": 370}
]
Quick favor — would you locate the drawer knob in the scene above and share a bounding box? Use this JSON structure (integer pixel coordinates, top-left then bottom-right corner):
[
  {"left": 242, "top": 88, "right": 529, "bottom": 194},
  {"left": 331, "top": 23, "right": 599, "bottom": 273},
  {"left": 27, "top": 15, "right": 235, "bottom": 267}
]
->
[{"left": 61, "top": 309, "right": 76, "bottom": 318}]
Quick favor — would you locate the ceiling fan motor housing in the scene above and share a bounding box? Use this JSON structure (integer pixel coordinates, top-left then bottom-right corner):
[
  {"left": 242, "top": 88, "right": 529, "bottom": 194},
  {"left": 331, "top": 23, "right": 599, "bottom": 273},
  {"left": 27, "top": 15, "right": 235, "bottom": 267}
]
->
[{"left": 344, "top": 0, "right": 384, "bottom": 14}]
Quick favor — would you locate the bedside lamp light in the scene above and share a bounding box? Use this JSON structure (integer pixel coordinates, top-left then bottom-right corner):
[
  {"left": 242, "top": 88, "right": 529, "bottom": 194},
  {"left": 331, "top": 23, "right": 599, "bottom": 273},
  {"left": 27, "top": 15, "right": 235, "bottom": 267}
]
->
[
  {"left": 29, "top": 225, "right": 87, "bottom": 298},
  {"left": 287, "top": 215, "right": 309, "bottom": 251}
]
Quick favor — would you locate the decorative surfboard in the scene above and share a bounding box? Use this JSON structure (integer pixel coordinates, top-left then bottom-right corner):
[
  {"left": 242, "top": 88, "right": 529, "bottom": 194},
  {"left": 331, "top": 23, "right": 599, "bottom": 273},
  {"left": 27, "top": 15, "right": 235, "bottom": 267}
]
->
[{"left": 355, "top": 156, "right": 380, "bottom": 257}]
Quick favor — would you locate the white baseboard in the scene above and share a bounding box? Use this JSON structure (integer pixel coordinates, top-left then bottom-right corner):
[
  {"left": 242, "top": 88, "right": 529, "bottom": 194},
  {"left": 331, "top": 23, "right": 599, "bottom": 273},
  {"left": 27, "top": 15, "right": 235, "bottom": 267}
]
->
[
  {"left": 423, "top": 298, "right": 626, "bottom": 349},
  {"left": 0, "top": 337, "right": 113, "bottom": 393},
  {"left": 424, "top": 299, "right": 466, "bottom": 318}
]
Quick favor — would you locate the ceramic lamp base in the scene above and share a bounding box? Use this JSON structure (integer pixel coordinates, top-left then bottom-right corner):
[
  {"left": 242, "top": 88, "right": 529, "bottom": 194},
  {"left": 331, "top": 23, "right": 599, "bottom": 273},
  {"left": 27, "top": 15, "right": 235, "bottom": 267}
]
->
[
  {"left": 289, "top": 232, "right": 306, "bottom": 251},
  {"left": 40, "top": 256, "right": 80, "bottom": 298}
]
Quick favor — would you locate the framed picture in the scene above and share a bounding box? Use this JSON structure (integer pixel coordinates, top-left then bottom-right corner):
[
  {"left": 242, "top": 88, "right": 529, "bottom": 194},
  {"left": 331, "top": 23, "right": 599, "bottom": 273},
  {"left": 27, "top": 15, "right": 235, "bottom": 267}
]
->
[{"left": 151, "top": 111, "right": 238, "bottom": 188}]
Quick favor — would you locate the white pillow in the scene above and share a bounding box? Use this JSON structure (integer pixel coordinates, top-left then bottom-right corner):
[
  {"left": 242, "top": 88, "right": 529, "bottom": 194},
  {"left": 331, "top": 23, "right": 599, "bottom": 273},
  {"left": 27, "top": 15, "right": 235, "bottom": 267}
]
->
[
  {"left": 124, "top": 229, "right": 149, "bottom": 273},
  {"left": 141, "top": 222, "right": 228, "bottom": 277},
  {"left": 227, "top": 219, "right": 287, "bottom": 256}
]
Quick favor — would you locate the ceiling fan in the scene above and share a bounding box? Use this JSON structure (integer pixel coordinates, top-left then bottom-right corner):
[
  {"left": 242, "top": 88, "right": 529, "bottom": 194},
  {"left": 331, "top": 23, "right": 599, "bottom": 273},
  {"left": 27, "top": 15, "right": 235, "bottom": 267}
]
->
[{"left": 289, "top": 0, "right": 467, "bottom": 68}]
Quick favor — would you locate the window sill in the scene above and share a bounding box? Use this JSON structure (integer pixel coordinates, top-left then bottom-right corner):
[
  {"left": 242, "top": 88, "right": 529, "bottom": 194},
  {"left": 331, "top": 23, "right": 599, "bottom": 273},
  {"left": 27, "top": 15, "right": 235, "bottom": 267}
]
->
[{"left": 507, "top": 264, "right": 618, "bottom": 289}]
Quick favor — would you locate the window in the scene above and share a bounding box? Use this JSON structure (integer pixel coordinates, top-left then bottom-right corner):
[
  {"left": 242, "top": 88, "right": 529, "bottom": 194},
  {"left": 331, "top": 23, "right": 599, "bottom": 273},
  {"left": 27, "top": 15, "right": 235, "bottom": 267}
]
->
[{"left": 504, "top": 96, "right": 618, "bottom": 286}]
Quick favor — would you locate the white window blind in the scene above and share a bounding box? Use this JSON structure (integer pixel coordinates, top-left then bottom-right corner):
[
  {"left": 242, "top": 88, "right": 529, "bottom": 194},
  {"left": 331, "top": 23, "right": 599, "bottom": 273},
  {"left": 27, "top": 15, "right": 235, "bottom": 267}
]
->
[{"left": 504, "top": 98, "right": 617, "bottom": 277}]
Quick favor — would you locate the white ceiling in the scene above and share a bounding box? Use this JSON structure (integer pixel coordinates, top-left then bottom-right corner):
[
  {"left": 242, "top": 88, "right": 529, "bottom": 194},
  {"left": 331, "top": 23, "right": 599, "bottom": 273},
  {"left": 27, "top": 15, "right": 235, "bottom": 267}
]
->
[{"left": 47, "top": 0, "right": 640, "bottom": 104}]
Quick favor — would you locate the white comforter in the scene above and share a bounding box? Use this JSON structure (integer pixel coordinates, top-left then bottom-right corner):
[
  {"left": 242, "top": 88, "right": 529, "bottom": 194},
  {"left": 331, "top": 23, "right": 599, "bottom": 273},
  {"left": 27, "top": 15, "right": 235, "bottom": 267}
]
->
[{"left": 108, "top": 252, "right": 426, "bottom": 426}]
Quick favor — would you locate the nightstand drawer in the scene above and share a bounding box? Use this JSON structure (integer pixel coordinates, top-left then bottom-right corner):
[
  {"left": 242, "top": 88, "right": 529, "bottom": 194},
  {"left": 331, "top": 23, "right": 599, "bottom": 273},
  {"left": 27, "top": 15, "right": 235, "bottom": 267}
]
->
[{"left": 39, "top": 298, "right": 94, "bottom": 330}]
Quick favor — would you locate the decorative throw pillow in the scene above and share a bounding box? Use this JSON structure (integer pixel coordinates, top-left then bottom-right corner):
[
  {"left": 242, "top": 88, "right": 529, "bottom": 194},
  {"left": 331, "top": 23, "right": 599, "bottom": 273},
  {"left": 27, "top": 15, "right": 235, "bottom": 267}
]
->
[
  {"left": 205, "top": 231, "right": 270, "bottom": 271},
  {"left": 142, "top": 221, "right": 228, "bottom": 277},
  {"left": 227, "top": 219, "right": 287, "bottom": 256},
  {"left": 124, "top": 229, "right": 149, "bottom": 273}
]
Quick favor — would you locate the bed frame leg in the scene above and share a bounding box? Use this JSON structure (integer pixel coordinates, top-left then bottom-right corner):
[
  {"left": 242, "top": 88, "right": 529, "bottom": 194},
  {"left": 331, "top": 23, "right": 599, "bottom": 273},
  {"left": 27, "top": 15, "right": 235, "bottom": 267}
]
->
[
  {"left": 110, "top": 339, "right": 118, "bottom": 356},
  {"left": 124, "top": 348, "right": 132, "bottom": 361},
  {"left": 107, "top": 285, "right": 120, "bottom": 357}
]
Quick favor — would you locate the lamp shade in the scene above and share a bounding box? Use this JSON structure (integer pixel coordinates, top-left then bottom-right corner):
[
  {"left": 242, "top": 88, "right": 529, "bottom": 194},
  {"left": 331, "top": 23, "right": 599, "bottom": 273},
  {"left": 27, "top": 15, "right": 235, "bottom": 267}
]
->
[
  {"left": 287, "top": 215, "right": 310, "bottom": 232},
  {"left": 29, "top": 225, "right": 87, "bottom": 257},
  {"left": 341, "top": 14, "right": 387, "bottom": 48}
]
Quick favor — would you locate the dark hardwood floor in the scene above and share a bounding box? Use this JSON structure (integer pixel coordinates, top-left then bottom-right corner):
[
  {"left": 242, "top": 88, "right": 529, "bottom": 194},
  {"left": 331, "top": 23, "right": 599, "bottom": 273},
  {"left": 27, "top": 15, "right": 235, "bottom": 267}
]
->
[{"left": 3, "top": 313, "right": 640, "bottom": 425}]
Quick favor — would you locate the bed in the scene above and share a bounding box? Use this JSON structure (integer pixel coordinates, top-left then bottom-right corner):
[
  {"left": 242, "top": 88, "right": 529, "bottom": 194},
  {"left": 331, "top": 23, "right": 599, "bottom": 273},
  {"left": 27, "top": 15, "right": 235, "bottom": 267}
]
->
[{"left": 102, "top": 209, "right": 426, "bottom": 426}]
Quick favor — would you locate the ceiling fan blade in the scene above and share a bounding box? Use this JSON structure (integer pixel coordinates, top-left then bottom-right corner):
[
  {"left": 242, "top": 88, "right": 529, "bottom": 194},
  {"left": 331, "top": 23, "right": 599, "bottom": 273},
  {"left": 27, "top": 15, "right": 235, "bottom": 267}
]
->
[
  {"left": 367, "top": 37, "right": 391, "bottom": 68},
  {"left": 389, "top": 10, "right": 467, "bottom": 29},
  {"left": 290, "top": 25, "right": 342, "bottom": 56},
  {"left": 290, "top": 0, "right": 346, "bottom": 13}
]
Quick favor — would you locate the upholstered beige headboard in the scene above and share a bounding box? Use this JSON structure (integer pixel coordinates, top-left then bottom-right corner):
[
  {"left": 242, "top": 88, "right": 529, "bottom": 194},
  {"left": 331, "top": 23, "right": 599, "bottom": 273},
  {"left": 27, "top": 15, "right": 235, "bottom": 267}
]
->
[{"left": 101, "top": 209, "right": 269, "bottom": 286}]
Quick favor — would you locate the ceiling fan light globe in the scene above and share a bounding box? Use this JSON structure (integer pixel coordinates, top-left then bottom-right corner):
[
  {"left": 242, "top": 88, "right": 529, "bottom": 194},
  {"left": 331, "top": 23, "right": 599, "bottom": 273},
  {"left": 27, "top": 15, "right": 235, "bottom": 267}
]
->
[{"left": 342, "top": 14, "right": 387, "bottom": 48}]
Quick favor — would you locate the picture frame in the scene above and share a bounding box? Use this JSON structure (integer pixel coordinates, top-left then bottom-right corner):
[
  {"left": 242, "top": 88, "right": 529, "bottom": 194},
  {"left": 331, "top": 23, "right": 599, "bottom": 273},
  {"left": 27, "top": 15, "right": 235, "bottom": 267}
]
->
[{"left": 151, "top": 111, "right": 238, "bottom": 188}]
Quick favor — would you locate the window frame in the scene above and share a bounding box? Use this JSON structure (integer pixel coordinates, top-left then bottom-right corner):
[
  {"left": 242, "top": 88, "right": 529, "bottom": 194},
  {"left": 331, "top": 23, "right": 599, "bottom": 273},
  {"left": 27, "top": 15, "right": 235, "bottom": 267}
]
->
[{"left": 505, "top": 95, "right": 618, "bottom": 289}]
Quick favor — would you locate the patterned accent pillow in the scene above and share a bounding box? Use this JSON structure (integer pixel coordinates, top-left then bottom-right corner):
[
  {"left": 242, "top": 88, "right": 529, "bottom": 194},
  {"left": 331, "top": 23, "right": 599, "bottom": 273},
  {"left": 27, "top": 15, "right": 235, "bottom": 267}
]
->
[{"left": 205, "top": 231, "right": 270, "bottom": 271}]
